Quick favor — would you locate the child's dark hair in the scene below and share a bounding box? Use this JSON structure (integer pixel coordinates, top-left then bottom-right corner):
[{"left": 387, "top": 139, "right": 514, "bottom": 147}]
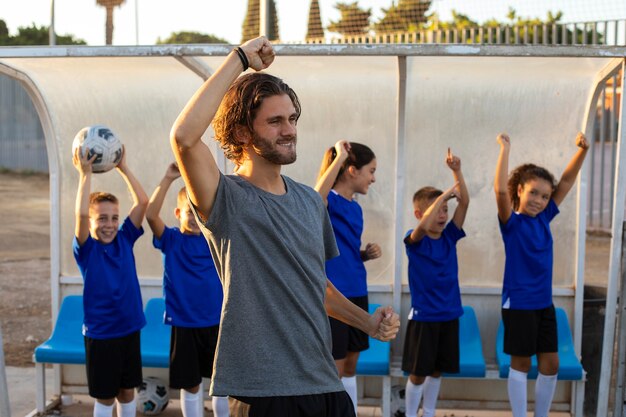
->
[
  {"left": 413, "top": 186, "right": 443, "bottom": 210},
  {"left": 316, "top": 142, "right": 376, "bottom": 186},
  {"left": 89, "top": 192, "right": 118, "bottom": 206},
  {"left": 508, "top": 163, "right": 556, "bottom": 210}
]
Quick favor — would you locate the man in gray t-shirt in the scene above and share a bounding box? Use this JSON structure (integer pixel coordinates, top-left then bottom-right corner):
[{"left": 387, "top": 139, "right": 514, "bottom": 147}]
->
[{"left": 170, "top": 35, "right": 400, "bottom": 417}]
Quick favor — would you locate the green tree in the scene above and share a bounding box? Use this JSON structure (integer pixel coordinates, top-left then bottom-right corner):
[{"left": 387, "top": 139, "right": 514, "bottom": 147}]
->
[
  {"left": 157, "top": 32, "right": 228, "bottom": 44},
  {"left": 327, "top": 2, "right": 371, "bottom": 36},
  {"left": 374, "top": 0, "right": 431, "bottom": 33},
  {"left": 306, "top": 0, "right": 324, "bottom": 40},
  {"left": 0, "top": 20, "right": 9, "bottom": 40},
  {"left": 96, "top": 0, "right": 126, "bottom": 45},
  {"left": 0, "top": 22, "right": 85, "bottom": 45},
  {"left": 241, "top": 0, "right": 280, "bottom": 42}
]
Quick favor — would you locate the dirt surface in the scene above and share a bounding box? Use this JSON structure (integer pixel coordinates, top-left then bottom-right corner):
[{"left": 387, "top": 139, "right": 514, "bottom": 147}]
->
[
  {"left": 0, "top": 172, "right": 51, "bottom": 366},
  {"left": 0, "top": 172, "right": 612, "bottom": 368}
]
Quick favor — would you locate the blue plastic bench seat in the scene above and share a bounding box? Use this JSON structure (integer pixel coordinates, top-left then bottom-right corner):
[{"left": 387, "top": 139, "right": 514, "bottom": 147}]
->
[
  {"left": 34, "top": 295, "right": 86, "bottom": 412},
  {"left": 496, "top": 306, "right": 584, "bottom": 380},
  {"left": 450, "top": 305, "right": 486, "bottom": 378},
  {"left": 34, "top": 296, "right": 172, "bottom": 412},
  {"left": 356, "top": 304, "right": 391, "bottom": 416},
  {"left": 34, "top": 295, "right": 85, "bottom": 365},
  {"left": 356, "top": 304, "right": 391, "bottom": 376},
  {"left": 140, "top": 297, "right": 170, "bottom": 368}
]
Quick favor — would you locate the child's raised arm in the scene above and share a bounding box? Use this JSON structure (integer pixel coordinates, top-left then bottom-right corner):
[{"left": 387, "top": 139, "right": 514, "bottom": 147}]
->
[
  {"left": 115, "top": 146, "right": 149, "bottom": 229},
  {"left": 447, "top": 148, "right": 469, "bottom": 229},
  {"left": 408, "top": 182, "right": 458, "bottom": 244},
  {"left": 73, "top": 147, "right": 96, "bottom": 245},
  {"left": 552, "top": 132, "right": 590, "bottom": 206},
  {"left": 146, "top": 162, "right": 180, "bottom": 239},
  {"left": 314, "top": 140, "right": 350, "bottom": 205},
  {"left": 494, "top": 133, "right": 512, "bottom": 224}
]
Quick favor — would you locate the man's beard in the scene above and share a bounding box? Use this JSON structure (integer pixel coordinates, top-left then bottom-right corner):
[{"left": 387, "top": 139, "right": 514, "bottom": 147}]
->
[{"left": 251, "top": 132, "right": 297, "bottom": 165}]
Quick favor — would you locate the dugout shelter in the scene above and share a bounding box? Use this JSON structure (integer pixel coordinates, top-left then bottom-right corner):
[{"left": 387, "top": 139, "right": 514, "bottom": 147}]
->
[{"left": 1, "top": 43, "right": 625, "bottom": 416}]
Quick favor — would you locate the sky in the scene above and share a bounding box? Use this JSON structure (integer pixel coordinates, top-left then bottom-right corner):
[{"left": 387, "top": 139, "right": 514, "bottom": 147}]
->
[{"left": 0, "top": 0, "right": 625, "bottom": 46}]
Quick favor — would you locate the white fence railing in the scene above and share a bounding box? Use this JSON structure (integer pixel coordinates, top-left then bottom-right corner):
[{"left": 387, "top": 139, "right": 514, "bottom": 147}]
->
[{"left": 305, "top": 19, "right": 626, "bottom": 46}]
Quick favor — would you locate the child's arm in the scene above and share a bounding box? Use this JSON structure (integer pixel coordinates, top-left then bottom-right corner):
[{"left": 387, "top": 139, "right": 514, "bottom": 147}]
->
[
  {"left": 447, "top": 148, "right": 470, "bottom": 229},
  {"left": 314, "top": 140, "right": 350, "bottom": 205},
  {"left": 72, "top": 147, "right": 96, "bottom": 245},
  {"left": 171, "top": 37, "right": 274, "bottom": 222},
  {"left": 494, "top": 133, "right": 512, "bottom": 224},
  {"left": 115, "top": 146, "right": 149, "bottom": 229},
  {"left": 552, "top": 132, "right": 590, "bottom": 206},
  {"left": 146, "top": 163, "right": 180, "bottom": 239},
  {"left": 408, "top": 183, "right": 458, "bottom": 244}
]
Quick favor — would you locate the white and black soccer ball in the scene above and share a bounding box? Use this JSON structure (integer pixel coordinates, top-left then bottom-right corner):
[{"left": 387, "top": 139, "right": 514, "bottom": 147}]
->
[
  {"left": 136, "top": 377, "right": 169, "bottom": 415},
  {"left": 391, "top": 384, "right": 406, "bottom": 416},
  {"left": 72, "top": 125, "right": 123, "bottom": 173}
]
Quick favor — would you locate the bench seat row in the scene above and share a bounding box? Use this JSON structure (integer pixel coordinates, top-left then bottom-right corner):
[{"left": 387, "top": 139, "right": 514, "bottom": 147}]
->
[{"left": 33, "top": 296, "right": 584, "bottom": 416}]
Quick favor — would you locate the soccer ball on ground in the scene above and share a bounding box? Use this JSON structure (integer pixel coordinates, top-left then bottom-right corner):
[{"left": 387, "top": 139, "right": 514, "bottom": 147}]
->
[
  {"left": 136, "top": 377, "right": 169, "bottom": 415},
  {"left": 72, "top": 125, "right": 123, "bottom": 173},
  {"left": 391, "top": 384, "right": 406, "bottom": 416}
]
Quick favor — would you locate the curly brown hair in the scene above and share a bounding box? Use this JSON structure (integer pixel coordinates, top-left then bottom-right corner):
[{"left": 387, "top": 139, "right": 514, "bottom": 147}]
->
[
  {"left": 212, "top": 72, "right": 301, "bottom": 166},
  {"left": 508, "top": 163, "right": 556, "bottom": 210}
]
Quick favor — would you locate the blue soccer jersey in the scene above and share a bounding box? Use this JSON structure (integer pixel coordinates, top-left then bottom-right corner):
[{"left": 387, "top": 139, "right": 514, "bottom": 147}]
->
[
  {"left": 500, "top": 199, "right": 559, "bottom": 310},
  {"left": 405, "top": 222, "right": 465, "bottom": 322},
  {"left": 73, "top": 217, "right": 146, "bottom": 339},
  {"left": 153, "top": 227, "right": 223, "bottom": 327},
  {"left": 325, "top": 190, "right": 368, "bottom": 298}
]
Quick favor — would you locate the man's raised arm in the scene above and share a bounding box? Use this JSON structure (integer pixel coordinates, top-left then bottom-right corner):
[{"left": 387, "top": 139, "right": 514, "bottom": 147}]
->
[{"left": 170, "top": 36, "right": 275, "bottom": 221}]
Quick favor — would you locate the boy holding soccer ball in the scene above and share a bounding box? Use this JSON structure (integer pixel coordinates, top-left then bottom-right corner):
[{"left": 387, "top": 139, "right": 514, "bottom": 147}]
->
[{"left": 72, "top": 143, "right": 149, "bottom": 417}]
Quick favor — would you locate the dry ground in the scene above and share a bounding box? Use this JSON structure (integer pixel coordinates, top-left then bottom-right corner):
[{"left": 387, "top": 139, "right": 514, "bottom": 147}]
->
[
  {"left": 0, "top": 172, "right": 612, "bottom": 368},
  {"left": 0, "top": 172, "right": 51, "bottom": 366}
]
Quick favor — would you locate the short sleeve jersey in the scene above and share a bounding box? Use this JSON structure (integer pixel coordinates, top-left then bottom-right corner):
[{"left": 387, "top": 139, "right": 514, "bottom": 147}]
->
[
  {"left": 405, "top": 222, "right": 465, "bottom": 322},
  {"left": 194, "top": 173, "right": 343, "bottom": 397},
  {"left": 324, "top": 190, "right": 368, "bottom": 297},
  {"left": 499, "top": 199, "right": 559, "bottom": 310},
  {"left": 73, "top": 217, "right": 146, "bottom": 339},
  {"left": 153, "top": 227, "right": 223, "bottom": 327}
]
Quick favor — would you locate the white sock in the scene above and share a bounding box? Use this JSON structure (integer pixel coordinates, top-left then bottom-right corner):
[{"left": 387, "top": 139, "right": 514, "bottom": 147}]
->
[
  {"left": 93, "top": 401, "right": 114, "bottom": 417},
  {"left": 534, "top": 372, "right": 558, "bottom": 417},
  {"left": 422, "top": 376, "right": 441, "bottom": 417},
  {"left": 508, "top": 368, "right": 528, "bottom": 417},
  {"left": 212, "top": 396, "right": 230, "bottom": 417},
  {"left": 116, "top": 398, "right": 136, "bottom": 417},
  {"left": 405, "top": 379, "right": 424, "bottom": 417},
  {"left": 341, "top": 375, "right": 358, "bottom": 412},
  {"left": 181, "top": 389, "right": 202, "bottom": 417}
]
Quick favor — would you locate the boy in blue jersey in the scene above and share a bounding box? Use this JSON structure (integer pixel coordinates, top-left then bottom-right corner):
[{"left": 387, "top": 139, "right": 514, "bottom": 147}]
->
[
  {"left": 400, "top": 148, "right": 469, "bottom": 417},
  {"left": 72, "top": 145, "right": 149, "bottom": 417},
  {"left": 146, "top": 162, "right": 228, "bottom": 417}
]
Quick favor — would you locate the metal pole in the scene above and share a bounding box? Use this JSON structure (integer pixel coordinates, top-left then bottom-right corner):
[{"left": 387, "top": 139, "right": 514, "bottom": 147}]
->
[
  {"left": 49, "top": 0, "right": 56, "bottom": 46},
  {"left": 597, "top": 60, "right": 626, "bottom": 417},
  {"left": 0, "top": 325, "right": 11, "bottom": 417},
  {"left": 259, "top": 0, "right": 268, "bottom": 37},
  {"left": 614, "top": 222, "right": 626, "bottom": 417},
  {"left": 134, "top": 0, "right": 139, "bottom": 45}
]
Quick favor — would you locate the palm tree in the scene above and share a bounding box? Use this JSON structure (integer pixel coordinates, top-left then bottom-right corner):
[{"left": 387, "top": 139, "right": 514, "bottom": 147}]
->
[{"left": 96, "top": 0, "right": 126, "bottom": 45}]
